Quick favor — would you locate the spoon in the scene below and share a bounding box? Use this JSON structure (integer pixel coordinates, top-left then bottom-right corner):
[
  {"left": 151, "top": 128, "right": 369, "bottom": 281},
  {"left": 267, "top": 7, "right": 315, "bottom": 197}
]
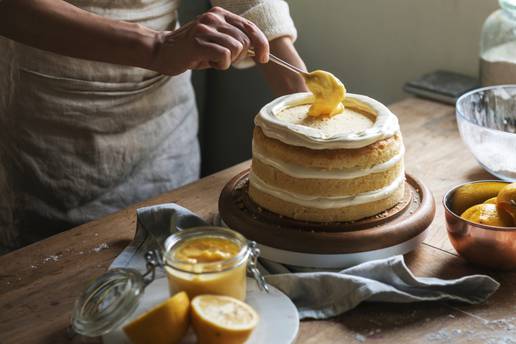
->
[{"left": 248, "top": 49, "right": 309, "bottom": 77}]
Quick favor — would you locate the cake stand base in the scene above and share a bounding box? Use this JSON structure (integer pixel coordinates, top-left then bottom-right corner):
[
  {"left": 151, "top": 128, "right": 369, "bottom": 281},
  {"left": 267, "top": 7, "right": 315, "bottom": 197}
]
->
[{"left": 218, "top": 170, "right": 435, "bottom": 268}]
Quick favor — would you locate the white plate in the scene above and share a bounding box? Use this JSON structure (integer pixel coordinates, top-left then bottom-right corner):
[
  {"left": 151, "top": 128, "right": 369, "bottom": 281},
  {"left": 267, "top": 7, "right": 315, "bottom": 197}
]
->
[{"left": 103, "top": 277, "right": 299, "bottom": 344}]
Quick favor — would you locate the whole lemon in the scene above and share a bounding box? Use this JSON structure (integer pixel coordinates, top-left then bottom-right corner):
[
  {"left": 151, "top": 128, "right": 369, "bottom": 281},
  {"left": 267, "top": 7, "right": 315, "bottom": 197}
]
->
[
  {"left": 452, "top": 182, "right": 507, "bottom": 215},
  {"left": 496, "top": 182, "right": 516, "bottom": 226}
]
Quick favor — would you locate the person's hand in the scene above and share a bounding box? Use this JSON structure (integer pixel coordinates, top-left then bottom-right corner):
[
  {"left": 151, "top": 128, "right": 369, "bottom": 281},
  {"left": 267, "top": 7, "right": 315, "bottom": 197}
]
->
[{"left": 149, "top": 7, "right": 269, "bottom": 75}]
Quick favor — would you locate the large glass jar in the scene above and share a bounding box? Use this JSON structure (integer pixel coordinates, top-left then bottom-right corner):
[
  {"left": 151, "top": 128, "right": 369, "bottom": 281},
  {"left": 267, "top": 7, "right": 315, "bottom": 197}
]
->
[{"left": 480, "top": 0, "right": 516, "bottom": 85}]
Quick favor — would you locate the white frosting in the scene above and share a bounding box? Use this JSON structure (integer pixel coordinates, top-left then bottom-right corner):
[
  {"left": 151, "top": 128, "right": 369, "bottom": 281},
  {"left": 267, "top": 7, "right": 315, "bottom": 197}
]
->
[
  {"left": 254, "top": 93, "right": 400, "bottom": 150},
  {"left": 249, "top": 172, "right": 405, "bottom": 209},
  {"left": 253, "top": 142, "right": 405, "bottom": 180}
]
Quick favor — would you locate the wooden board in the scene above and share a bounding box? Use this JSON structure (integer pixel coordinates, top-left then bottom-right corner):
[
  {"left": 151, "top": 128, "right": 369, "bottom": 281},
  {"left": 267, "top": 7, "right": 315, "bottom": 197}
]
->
[{"left": 1, "top": 98, "right": 514, "bottom": 344}]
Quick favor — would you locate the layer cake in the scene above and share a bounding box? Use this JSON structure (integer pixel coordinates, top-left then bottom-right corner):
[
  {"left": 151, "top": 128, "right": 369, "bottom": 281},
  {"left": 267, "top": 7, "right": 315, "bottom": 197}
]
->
[{"left": 248, "top": 92, "right": 405, "bottom": 222}]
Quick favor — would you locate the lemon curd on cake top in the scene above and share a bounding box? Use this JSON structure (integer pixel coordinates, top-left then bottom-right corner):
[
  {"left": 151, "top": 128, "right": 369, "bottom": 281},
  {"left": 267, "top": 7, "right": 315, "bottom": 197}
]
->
[{"left": 248, "top": 92, "right": 405, "bottom": 223}]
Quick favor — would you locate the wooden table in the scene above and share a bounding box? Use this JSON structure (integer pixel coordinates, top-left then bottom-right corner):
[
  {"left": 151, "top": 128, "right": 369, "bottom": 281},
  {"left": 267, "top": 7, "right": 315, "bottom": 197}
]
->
[{"left": 1, "top": 98, "right": 515, "bottom": 344}]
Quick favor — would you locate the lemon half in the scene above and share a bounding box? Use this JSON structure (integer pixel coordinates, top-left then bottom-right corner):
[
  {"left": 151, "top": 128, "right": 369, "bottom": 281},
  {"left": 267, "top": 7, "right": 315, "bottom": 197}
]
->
[{"left": 191, "top": 294, "right": 259, "bottom": 344}]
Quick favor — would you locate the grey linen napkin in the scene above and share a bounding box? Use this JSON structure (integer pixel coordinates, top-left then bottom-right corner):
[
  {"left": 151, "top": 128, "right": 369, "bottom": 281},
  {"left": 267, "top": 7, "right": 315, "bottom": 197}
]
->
[{"left": 110, "top": 203, "right": 500, "bottom": 320}]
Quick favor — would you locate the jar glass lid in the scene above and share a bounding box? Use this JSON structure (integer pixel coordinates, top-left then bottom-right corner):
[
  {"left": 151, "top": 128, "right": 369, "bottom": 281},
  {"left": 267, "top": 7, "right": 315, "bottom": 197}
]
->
[{"left": 71, "top": 268, "right": 145, "bottom": 337}]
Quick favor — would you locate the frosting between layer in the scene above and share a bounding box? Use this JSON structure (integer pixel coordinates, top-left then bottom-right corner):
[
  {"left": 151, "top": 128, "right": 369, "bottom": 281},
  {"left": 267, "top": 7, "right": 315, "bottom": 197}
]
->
[
  {"left": 252, "top": 141, "right": 405, "bottom": 180},
  {"left": 249, "top": 171, "right": 405, "bottom": 209},
  {"left": 254, "top": 93, "right": 400, "bottom": 150}
]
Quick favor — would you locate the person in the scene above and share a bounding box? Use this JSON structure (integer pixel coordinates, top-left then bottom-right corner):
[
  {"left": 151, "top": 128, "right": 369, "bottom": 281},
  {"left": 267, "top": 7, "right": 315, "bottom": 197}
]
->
[{"left": 0, "top": 0, "right": 308, "bottom": 253}]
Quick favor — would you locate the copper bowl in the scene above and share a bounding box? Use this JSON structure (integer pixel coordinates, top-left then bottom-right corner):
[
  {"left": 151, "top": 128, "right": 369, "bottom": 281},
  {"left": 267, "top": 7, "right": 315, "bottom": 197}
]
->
[{"left": 443, "top": 181, "right": 516, "bottom": 270}]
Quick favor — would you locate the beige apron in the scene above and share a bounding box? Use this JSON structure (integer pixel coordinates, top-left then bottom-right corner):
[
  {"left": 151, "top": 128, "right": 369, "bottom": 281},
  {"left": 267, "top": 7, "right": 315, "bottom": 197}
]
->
[{"left": 0, "top": 0, "right": 200, "bottom": 251}]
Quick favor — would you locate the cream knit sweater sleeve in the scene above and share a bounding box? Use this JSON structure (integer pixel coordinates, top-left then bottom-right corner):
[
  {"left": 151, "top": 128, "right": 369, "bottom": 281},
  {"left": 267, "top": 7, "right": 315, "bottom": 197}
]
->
[
  {"left": 210, "top": 0, "right": 297, "bottom": 68},
  {"left": 211, "top": 0, "right": 297, "bottom": 42}
]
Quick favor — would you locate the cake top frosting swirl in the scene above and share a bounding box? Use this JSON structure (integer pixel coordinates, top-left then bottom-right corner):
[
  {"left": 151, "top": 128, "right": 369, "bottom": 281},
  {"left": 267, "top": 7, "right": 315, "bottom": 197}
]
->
[{"left": 255, "top": 92, "right": 400, "bottom": 150}]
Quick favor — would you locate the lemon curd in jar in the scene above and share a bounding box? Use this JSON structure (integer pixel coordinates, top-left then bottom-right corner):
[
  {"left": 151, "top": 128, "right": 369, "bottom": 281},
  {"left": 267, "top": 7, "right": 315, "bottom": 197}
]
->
[{"left": 164, "top": 228, "right": 249, "bottom": 301}]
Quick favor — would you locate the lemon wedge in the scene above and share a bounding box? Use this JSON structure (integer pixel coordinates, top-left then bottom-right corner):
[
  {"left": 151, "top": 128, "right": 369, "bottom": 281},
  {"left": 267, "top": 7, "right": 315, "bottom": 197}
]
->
[
  {"left": 123, "top": 291, "right": 190, "bottom": 344},
  {"left": 191, "top": 294, "right": 259, "bottom": 344}
]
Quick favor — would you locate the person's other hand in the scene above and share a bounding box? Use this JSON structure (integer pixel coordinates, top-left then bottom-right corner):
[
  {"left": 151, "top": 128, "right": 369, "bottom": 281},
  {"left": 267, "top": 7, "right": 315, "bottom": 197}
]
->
[{"left": 149, "top": 7, "right": 269, "bottom": 75}]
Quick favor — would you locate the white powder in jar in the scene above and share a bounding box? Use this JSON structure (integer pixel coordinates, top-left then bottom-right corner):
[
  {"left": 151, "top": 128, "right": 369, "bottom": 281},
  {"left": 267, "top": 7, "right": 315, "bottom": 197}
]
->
[{"left": 480, "top": 41, "right": 516, "bottom": 86}]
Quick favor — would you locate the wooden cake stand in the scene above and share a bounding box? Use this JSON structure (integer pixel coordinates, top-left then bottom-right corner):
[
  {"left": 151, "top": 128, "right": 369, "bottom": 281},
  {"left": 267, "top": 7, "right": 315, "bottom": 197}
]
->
[{"left": 218, "top": 169, "right": 435, "bottom": 268}]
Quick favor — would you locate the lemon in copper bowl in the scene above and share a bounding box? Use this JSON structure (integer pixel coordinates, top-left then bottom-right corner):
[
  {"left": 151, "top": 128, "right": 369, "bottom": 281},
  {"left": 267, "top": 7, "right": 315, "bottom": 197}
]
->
[{"left": 443, "top": 180, "right": 516, "bottom": 270}]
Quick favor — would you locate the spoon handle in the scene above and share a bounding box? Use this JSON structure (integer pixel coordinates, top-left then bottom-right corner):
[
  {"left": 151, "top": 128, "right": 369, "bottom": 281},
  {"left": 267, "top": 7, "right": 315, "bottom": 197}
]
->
[{"left": 248, "top": 49, "right": 309, "bottom": 77}]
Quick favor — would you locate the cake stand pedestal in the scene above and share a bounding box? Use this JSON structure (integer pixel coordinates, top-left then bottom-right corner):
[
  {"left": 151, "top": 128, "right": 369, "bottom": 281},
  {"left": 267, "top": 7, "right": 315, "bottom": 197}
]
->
[{"left": 218, "top": 170, "right": 435, "bottom": 268}]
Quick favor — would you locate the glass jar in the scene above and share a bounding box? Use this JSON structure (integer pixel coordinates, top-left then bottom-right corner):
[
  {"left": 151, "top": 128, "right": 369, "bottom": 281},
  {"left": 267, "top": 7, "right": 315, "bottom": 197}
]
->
[
  {"left": 480, "top": 0, "right": 516, "bottom": 85},
  {"left": 164, "top": 227, "right": 253, "bottom": 301},
  {"left": 70, "top": 227, "right": 266, "bottom": 338}
]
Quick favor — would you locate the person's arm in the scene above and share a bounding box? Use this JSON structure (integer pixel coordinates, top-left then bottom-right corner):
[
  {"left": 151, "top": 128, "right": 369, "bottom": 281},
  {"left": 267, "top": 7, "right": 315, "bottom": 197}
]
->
[
  {"left": 0, "top": 1, "right": 269, "bottom": 75},
  {"left": 0, "top": 0, "right": 159, "bottom": 69},
  {"left": 258, "top": 36, "right": 308, "bottom": 96}
]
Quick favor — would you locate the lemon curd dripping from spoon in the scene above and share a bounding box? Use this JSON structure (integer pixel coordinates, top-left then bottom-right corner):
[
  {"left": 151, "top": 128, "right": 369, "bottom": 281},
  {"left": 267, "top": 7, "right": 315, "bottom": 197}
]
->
[
  {"left": 303, "top": 70, "right": 346, "bottom": 117},
  {"left": 247, "top": 50, "right": 346, "bottom": 117}
]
